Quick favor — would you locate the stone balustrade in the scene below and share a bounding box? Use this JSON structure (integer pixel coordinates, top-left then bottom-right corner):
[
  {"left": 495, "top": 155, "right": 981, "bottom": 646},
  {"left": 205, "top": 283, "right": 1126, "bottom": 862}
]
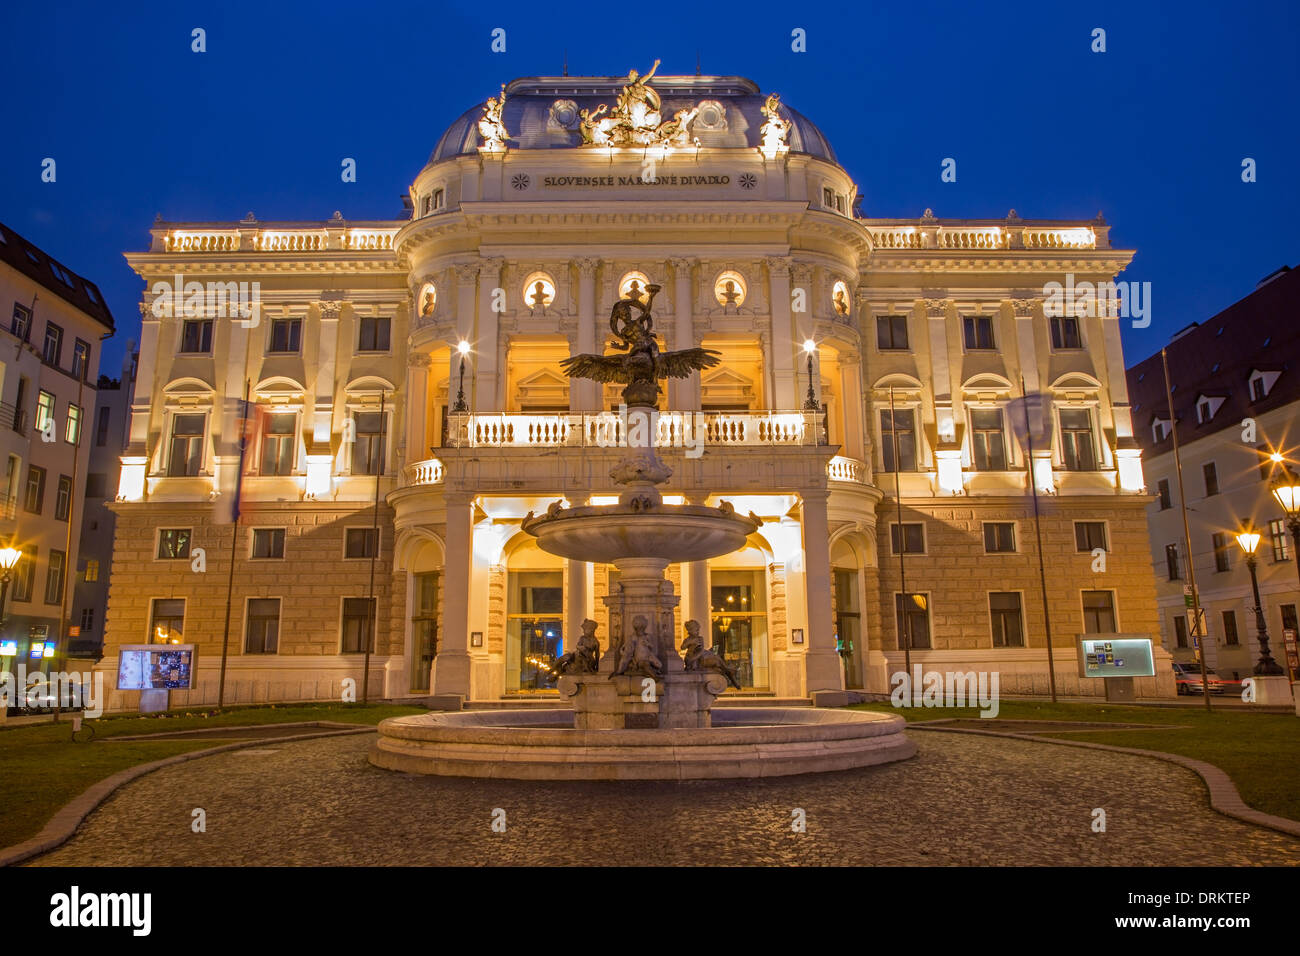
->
[
  {"left": 446, "top": 410, "right": 826, "bottom": 450},
  {"left": 159, "top": 225, "right": 399, "bottom": 254}
]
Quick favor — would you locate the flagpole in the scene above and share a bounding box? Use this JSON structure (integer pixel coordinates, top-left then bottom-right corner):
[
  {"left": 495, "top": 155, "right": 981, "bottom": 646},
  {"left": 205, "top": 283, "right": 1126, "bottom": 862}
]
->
[
  {"left": 1162, "top": 348, "right": 1213, "bottom": 712},
  {"left": 216, "top": 380, "right": 250, "bottom": 710},
  {"left": 1021, "top": 377, "right": 1058, "bottom": 703},
  {"left": 362, "top": 390, "right": 385, "bottom": 705}
]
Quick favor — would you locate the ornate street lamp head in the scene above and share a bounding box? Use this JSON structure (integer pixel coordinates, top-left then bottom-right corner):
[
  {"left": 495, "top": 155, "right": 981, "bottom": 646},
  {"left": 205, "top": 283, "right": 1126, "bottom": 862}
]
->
[
  {"left": 1235, "top": 523, "right": 1261, "bottom": 557},
  {"left": 0, "top": 547, "right": 21, "bottom": 572},
  {"left": 1270, "top": 464, "right": 1300, "bottom": 521}
]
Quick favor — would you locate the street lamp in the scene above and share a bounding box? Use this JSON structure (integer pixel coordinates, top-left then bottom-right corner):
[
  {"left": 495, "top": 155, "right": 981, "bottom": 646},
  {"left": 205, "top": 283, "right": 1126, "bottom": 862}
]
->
[
  {"left": 1234, "top": 522, "right": 1284, "bottom": 675},
  {"left": 451, "top": 339, "right": 471, "bottom": 413},
  {"left": 1269, "top": 462, "right": 1300, "bottom": 588},
  {"left": 0, "top": 546, "right": 21, "bottom": 627},
  {"left": 802, "top": 339, "right": 819, "bottom": 411}
]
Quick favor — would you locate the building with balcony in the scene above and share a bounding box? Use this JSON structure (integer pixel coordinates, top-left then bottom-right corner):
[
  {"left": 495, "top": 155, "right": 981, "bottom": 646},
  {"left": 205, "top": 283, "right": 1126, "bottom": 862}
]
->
[
  {"left": 0, "top": 220, "right": 114, "bottom": 672},
  {"left": 1128, "top": 265, "right": 1300, "bottom": 689},
  {"left": 98, "top": 70, "right": 1170, "bottom": 709}
]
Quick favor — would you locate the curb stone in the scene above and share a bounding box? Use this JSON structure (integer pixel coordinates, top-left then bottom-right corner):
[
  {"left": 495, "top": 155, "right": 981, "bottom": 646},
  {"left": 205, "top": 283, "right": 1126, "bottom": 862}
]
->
[
  {"left": 908, "top": 723, "right": 1300, "bottom": 839},
  {"left": 1, "top": 726, "right": 377, "bottom": 867}
]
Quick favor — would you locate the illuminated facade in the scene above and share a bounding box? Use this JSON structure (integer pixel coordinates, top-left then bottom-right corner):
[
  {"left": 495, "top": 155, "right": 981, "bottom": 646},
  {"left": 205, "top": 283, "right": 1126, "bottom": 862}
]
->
[{"left": 98, "top": 71, "right": 1173, "bottom": 709}]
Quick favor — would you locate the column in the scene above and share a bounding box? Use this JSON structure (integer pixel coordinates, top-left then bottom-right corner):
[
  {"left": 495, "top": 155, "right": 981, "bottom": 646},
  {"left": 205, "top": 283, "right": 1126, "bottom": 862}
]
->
[
  {"left": 474, "top": 258, "right": 504, "bottom": 412},
  {"left": 430, "top": 491, "right": 474, "bottom": 699},
  {"left": 668, "top": 257, "right": 698, "bottom": 410},
  {"left": 766, "top": 257, "right": 796, "bottom": 407},
  {"left": 839, "top": 350, "right": 864, "bottom": 461},
  {"left": 684, "top": 494, "right": 710, "bottom": 632},
  {"left": 801, "top": 489, "right": 843, "bottom": 691},
  {"left": 573, "top": 258, "right": 601, "bottom": 411},
  {"left": 405, "top": 352, "right": 431, "bottom": 465}
]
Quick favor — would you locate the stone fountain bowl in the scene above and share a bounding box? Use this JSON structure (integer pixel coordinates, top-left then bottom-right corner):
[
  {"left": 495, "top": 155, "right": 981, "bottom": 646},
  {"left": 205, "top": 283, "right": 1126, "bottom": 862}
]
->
[
  {"left": 521, "top": 504, "right": 759, "bottom": 564},
  {"left": 369, "top": 707, "right": 916, "bottom": 780}
]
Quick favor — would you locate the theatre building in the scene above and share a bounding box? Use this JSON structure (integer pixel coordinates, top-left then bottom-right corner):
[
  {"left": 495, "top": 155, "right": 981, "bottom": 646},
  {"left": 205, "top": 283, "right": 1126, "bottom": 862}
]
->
[{"left": 98, "top": 69, "right": 1172, "bottom": 710}]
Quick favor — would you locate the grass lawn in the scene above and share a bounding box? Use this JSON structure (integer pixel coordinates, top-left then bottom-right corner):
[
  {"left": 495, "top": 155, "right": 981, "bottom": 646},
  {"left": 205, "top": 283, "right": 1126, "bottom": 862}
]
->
[
  {"left": 0, "top": 702, "right": 424, "bottom": 850},
  {"left": 854, "top": 699, "right": 1300, "bottom": 823}
]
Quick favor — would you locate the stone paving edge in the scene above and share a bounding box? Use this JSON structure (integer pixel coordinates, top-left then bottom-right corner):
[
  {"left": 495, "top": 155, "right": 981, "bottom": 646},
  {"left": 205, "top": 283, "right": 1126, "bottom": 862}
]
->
[
  {"left": 909, "top": 724, "right": 1300, "bottom": 839},
  {"left": 0, "top": 726, "right": 377, "bottom": 867}
]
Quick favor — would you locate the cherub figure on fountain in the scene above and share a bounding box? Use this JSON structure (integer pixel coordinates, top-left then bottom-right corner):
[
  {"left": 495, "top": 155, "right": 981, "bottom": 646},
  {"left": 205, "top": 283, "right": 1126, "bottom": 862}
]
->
[
  {"left": 682, "top": 620, "right": 741, "bottom": 690},
  {"left": 555, "top": 618, "right": 602, "bottom": 676},
  {"left": 612, "top": 615, "right": 664, "bottom": 679}
]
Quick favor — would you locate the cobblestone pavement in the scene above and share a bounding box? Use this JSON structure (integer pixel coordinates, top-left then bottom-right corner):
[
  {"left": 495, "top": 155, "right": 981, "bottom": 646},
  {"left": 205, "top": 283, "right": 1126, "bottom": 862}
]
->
[{"left": 29, "top": 731, "right": 1300, "bottom": 866}]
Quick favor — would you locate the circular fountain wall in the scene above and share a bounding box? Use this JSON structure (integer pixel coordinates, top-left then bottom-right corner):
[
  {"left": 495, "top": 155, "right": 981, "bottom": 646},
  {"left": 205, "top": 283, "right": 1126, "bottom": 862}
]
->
[{"left": 369, "top": 707, "right": 915, "bottom": 780}]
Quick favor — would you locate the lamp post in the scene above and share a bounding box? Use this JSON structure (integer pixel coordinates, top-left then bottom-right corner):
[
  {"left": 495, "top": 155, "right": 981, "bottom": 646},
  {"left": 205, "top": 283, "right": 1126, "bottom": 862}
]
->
[
  {"left": 0, "top": 547, "right": 22, "bottom": 626},
  {"left": 1270, "top": 462, "right": 1300, "bottom": 590},
  {"left": 1234, "top": 523, "right": 1284, "bottom": 676},
  {"left": 451, "top": 339, "right": 471, "bottom": 413},
  {"left": 802, "top": 339, "right": 819, "bottom": 411}
]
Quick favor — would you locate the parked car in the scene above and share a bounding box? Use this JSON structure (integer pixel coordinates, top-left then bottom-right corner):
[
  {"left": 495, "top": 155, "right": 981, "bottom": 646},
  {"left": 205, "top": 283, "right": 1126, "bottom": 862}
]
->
[{"left": 1171, "top": 661, "right": 1225, "bottom": 695}]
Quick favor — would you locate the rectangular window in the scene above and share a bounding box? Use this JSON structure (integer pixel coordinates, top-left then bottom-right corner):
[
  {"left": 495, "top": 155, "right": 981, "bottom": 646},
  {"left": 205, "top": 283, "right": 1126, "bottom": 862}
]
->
[
  {"left": 259, "top": 412, "right": 296, "bottom": 476},
  {"left": 1213, "top": 532, "right": 1231, "bottom": 573},
  {"left": 1165, "top": 543, "right": 1181, "bottom": 580},
  {"left": 1075, "top": 521, "right": 1108, "bottom": 552},
  {"left": 95, "top": 406, "right": 112, "bottom": 446},
  {"left": 157, "top": 528, "right": 193, "bottom": 560},
  {"left": 431, "top": 188, "right": 444, "bottom": 210},
  {"left": 876, "top": 315, "right": 909, "bottom": 350},
  {"left": 35, "top": 390, "right": 55, "bottom": 433},
  {"left": 245, "top": 598, "right": 281, "bottom": 654},
  {"left": 983, "top": 522, "right": 1016, "bottom": 553},
  {"left": 45, "top": 550, "right": 66, "bottom": 604},
  {"left": 150, "top": 598, "right": 185, "bottom": 643},
  {"left": 970, "top": 408, "right": 1006, "bottom": 470},
  {"left": 268, "top": 318, "right": 301, "bottom": 354},
  {"left": 895, "top": 593, "right": 932, "bottom": 650},
  {"left": 1173, "top": 614, "right": 1188, "bottom": 648},
  {"left": 84, "top": 559, "right": 99, "bottom": 582},
  {"left": 352, "top": 412, "right": 386, "bottom": 475},
  {"left": 1059, "top": 408, "right": 1096, "bottom": 471},
  {"left": 1157, "top": 478, "right": 1172, "bottom": 510},
  {"left": 357, "top": 316, "right": 391, "bottom": 352},
  {"left": 42, "top": 322, "right": 63, "bottom": 366},
  {"left": 251, "top": 528, "right": 286, "bottom": 559},
  {"left": 962, "top": 315, "right": 995, "bottom": 350},
  {"left": 1270, "top": 519, "right": 1290, "bottom": 561},
  {"left": 65, "top": 404, "right": 82, "bottom": 445},
  {"left": 889, "top": 522, "right": 925, "bottom": 554},
  {"left": 54, "top": 475, "right": 72, "bottom": 521},
  {"left": 79, "top": 607, "right": 95, "bottom": 634},
  {"left": 1251, "top": 377, "right": 1266, "bottom": 402},
  {"left": 11, "top": 304, "right": 31, "bottom": 340},
  {"left": 1050, "top": 316, "right": 1082, "bottom": 349},
  {"left": 989, "top": 592, "right": 1024, "bottom": 647},
  {"left": 1203, "top": 461, "right": 1219, "bottom": 497},
  {"left": 180, "top": 319, "right": 213, "bottom": 354},
  {"left": 72, "top": 339, "right": 91, "bottom": 380},
  {"left": 168, "top": 413, "right": 206, "bottom": 476},
  {"left": 1222, "top": 610, "right": 1239, "bottom": 646},
  {"left": 12, "top": 548, "right": 36, "bottom": 602},
  {"left": 1083, "top": 590, "right": 1117, "bottom": 633},
  {"left": 23, "top": 465, "right": 45, "bottom": 514},
  {"left": 1281, "top": 604, "right": 1298, "bottom": 638},
  {"left": 345, "top": 527, "right": 378, "bottom": 559},
  {"left": 880, "top": 408, "right": 917, "bottom": 472},
  {"left": 341, "top": 597, "right": 376, "bottom": 653}
]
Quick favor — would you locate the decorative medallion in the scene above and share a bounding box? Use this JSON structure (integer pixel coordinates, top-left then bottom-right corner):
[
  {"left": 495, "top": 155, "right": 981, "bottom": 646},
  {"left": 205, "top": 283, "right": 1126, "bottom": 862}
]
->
[
  {"left": 739, "top": 173, "right": 757, "bottom": 189},
  {"left": 511, "top": 173, "right": 531, "bottom": 190}
]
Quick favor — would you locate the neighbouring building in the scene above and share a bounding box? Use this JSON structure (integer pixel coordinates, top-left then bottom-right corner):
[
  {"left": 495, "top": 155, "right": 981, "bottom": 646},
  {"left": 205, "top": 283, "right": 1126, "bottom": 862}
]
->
[
  {"left": 97, "top": 69, "right": 1172, "bottom": 711},
  {"left": 1128, "top": 264, "right": 1300, "bottom": 690},
  {"left": 70, "top": 350, "right": 138, "bottom": 658},
  {"left": 0, "top": 220, "right": 114, "bottom": 673}
]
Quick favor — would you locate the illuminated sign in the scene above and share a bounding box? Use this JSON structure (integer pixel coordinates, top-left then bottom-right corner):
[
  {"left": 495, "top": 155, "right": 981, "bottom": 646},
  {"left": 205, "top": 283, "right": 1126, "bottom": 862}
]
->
[
  {"left": 116, "top": 644, "right": 197, "bottom": 690},
  {"left": 29, "top": 642, "right": 46, "bottom": 659},
  {"left": 1078, "top": 638, "right": 1155, "bottom": 678},
  {"left": 0, "top": 640, "right": 16, "bottom": 656}
]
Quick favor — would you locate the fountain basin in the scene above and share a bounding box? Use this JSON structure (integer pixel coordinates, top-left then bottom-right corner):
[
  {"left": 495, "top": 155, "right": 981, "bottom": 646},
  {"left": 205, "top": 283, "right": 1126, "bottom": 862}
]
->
[
  {"left": 522, "top": 504, "right": 757, "bottom": 564},
  {"left": 368, "top": 707, "right": 915, "bottom": 780}
]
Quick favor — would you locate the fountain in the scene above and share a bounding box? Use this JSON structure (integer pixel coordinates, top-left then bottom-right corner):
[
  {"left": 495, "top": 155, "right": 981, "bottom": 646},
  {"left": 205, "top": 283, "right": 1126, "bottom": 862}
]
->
[{"left": 370, "top": 285, "right": 915, "bottom": 779}]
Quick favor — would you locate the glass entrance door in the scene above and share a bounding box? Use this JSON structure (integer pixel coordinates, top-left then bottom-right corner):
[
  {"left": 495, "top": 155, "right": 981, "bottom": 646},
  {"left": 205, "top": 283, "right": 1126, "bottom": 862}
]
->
[
  {"left": 709, "top": 569, "right": 769, "bottom": 690},
  {"left": 410, "top": 572, "right": 438, "bottom": 692},
  {"left": 506, "top": 571, "right": 563, "bottom": 692}
]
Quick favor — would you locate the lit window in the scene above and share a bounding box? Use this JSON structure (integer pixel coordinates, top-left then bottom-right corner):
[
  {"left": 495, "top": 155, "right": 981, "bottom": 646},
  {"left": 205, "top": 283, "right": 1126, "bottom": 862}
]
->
[
  {"left": 35, "top": 391, "right": 55, "bottom": 433},
  {"left": 1270, "top": 519, "right": 1289, "bottom": 561},
  {"left": 151, "top": 599, "right": 185, "bottom": 643},
  {"left": 157, "top": 528, "right": 192, "bottom": 560},
  {"left": 84, "top": 559, "right": 100, "bottom": 583},
  {"left": 65, "top": 404, "right": 82, "bottom": 445},
  {"left": 895, "top": 593, "right": 931, "bottom": 649}
]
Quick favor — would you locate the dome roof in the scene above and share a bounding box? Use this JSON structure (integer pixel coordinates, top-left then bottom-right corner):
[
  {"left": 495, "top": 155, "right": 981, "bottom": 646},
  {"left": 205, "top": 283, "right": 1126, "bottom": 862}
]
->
[{"left": 426, "top": 74, "right": 837, "bottom": 167}]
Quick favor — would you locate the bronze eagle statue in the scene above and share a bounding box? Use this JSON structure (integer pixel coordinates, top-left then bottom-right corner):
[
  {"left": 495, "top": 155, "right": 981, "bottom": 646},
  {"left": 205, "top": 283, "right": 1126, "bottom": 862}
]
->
[{"left": 560, "top": 284, "right": 721, "bottom": 394}]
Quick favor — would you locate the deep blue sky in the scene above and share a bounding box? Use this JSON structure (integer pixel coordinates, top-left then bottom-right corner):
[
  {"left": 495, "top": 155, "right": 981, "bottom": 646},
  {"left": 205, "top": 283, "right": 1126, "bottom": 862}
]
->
[{"left": 2, "top": 0, "right": 1296, "bottom": 376}]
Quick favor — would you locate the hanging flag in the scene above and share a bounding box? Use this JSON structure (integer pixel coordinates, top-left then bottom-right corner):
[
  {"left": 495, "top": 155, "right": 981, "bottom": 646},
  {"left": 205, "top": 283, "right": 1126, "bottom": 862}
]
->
[{"left": 213, "top": 384, "right": 255, "bottom": 525}]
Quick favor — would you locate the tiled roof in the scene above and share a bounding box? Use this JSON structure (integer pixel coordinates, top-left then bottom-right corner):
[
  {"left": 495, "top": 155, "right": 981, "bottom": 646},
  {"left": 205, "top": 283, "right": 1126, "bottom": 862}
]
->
[
  {"left": 0, "top": 220, "right": 116, "bottom": 332},
  {"left": 1127, "top": 265, "right": 1300, "bottom": 454}
]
